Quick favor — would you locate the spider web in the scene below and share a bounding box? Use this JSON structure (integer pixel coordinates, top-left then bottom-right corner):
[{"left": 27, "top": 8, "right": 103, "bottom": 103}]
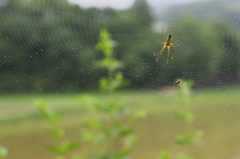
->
[
  {"left": 1, "top": 0, "right": 240, "bottom": 159},
  {"left": 1, "top": 0, "right": 239, "bottom": 90}
]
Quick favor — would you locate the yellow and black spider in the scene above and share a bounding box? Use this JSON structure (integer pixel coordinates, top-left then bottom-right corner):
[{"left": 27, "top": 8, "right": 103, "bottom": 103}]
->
[{"left": 154, "top": 26, "right": 183, "bottom": 64}]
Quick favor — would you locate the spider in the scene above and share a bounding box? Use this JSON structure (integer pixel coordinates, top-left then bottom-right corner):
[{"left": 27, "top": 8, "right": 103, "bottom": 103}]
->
[{"left": 154, "top": 26, "right": 183, "bottom": 64}]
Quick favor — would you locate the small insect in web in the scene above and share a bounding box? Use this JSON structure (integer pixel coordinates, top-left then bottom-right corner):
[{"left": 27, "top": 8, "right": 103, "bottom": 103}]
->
[
  {"left": 154, "top": 26, "right": 183, "bottom": 64},
  {"left": 175, "top": 79, "right": 181, "bottom": 85}
]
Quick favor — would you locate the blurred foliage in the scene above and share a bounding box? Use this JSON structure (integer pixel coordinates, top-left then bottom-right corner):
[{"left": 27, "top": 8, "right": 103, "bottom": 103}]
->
[
  {"left": 94, "top": 28, "right": 130, "bottom": 92},
  {"left": 36, "top": 100, "right": 81, "bottom": 158},
  {"left": 0, "top": 0, "right": 240, "bottom": 92},
  {"left": 173, "top": 80, "right": 196, "bottom": 124},
  {"left": 80, "top": 28, "right": 146, "bottom": 159},
  {"left": 80, "top": 94, "right": 146, "bottom": 159},
  {"left": 174, "top": 130, "right": 203, "bottom": 146},
  {"left": 35, "top": 28, "right": 147, "bottom": 159},
  {"left": 157, "top": 79, "right": 203, "bottom": 159},
  {"left": 174, "top": 80, "right": 203, "bottom": 158},
  {"left": 0, "top": 146, "right": 8, "bottom": 159}
]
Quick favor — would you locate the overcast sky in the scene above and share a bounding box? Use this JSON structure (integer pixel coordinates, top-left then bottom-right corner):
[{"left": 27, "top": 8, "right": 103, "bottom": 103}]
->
[{"left": 68, "top": 0, "right": 199, "bottom": 10}]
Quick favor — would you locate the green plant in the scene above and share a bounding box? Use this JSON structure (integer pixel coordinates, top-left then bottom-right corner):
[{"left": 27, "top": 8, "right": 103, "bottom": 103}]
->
[
  {"left": 80, "top": 95, "right": 146, "bottom": 159},
  {"left": 80, "top": 28, "right": 146, "bottom": 159},
  {"left": 158, "top": 79, "right": 203, "bottom": 159},
  {"left": 36, "top": 28, "right": 146, "bottom": 159},
  {"left": 174, "top": 79, "right": 203, "bottom": 145},
  {"left": 94, "top": 28, "right": 130, "bottom": 92},
  {"left": 35, "top": 100, "right": 80, "bottom": 159}
]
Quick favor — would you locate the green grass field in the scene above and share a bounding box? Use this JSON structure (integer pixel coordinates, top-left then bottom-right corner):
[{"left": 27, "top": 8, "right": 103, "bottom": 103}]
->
[{"left": 1, "top": 86, "right": 240, "bottom": 159}]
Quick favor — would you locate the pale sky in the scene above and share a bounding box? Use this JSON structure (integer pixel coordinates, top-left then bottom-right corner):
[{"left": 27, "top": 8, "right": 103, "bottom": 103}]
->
[{"left": 68, "top": 0, "right": 199, "bottom": 10}]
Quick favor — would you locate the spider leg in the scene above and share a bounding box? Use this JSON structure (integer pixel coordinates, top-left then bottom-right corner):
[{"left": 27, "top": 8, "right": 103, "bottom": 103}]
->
[
  {"left": 154, "top": 45, "right": 165, "bottom": 61},
  {"left": 170, "top": 39, "right": 180, "bottom": 45},
  {"left": 166, "top": 47, "right": 173, "bottom": 64},
  {"left": 170, "top": 31, "right": 183, "bottom": 45},
  {"left": 155, "top": 37, "right": 164, "bottom": 44},
  {"left": 160, "top": 26, "right": 164, "bottom": 42},
  {"left": 171, "top": 44, "right": 180, "bottom": 47},
  {"left": 155, "top": 26, "right": 165, "bottom": 44}
]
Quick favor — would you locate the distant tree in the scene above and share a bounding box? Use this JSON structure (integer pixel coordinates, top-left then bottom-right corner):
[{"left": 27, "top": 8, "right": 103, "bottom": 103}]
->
[
  {"left": 212, "top": 20, "right": 240, "bottom": 83},
  {"left": 132, "top": 0, "right": 153, "bottom": 27},
  {"left": 105, "top": 0, "right": 156, "bottom": 87}
]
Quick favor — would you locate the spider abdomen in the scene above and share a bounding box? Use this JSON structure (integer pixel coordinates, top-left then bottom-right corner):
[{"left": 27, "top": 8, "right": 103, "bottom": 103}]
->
[{"left": 164, "top": 44, "right": 171, "bottom": 48}]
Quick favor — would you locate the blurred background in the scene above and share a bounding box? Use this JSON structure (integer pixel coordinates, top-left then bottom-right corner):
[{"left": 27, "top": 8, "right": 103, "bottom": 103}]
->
[{"left": 1, "top": 0, "right": 240, "bottom": 159}]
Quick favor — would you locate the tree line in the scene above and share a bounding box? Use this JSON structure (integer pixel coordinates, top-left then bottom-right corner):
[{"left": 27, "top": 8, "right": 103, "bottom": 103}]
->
[{"left": 0, "top": 0, "right": 239, "bottom": 93}]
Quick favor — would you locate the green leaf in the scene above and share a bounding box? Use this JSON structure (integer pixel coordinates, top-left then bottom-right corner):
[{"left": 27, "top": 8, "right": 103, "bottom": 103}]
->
[
  {"left": 46, "top": 145, "right": 63, "bottom": 155},
  {"left": 96, "top": 28, "right": 115, "bottom": 56},
  {"left": 186, "top": 79, "right": 195, "bottom": 88},
  {"left": 93, "top": 59, "right": 122, "bottom": 70},
  {"left": 0, "top": 146, "right": 8, "bottom": 158},
  {"left": 99, "top": 77, "right": 109, "bottom": 91},
  {"left": 35, "top": 100, "right": 48, "bottom": 111},
  {"left": 46, "top": 142, "right": 80, "bottom": 155},
  {"left": 173, "top": 110, "right": 195, "bottom": 123},
  {"left": 64, "top": 142, "right": 80, "bottom": 152},
  {"left": 81, "top": 130, "right": 95, "bottom": 141},
  {"left": 174, "top": 130, "right": 203, "bottom": 145},
  {"left": 158, "top": 151, "right": 171, "bottom": 159},
  {"left": 52, "top": 129, "right": 65, "bottom": 138},
  {"left": 35, "top": 100, "right": 60, "bottom": 124},
  {"left": 112, "top": 124, "right": 133, "bottom": 137},
  {"left": 119, "top": 128, "right": 133, "bottom": 136},
  {"left": 84, "top": 119, "right": 102, "bottom": 128}
]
